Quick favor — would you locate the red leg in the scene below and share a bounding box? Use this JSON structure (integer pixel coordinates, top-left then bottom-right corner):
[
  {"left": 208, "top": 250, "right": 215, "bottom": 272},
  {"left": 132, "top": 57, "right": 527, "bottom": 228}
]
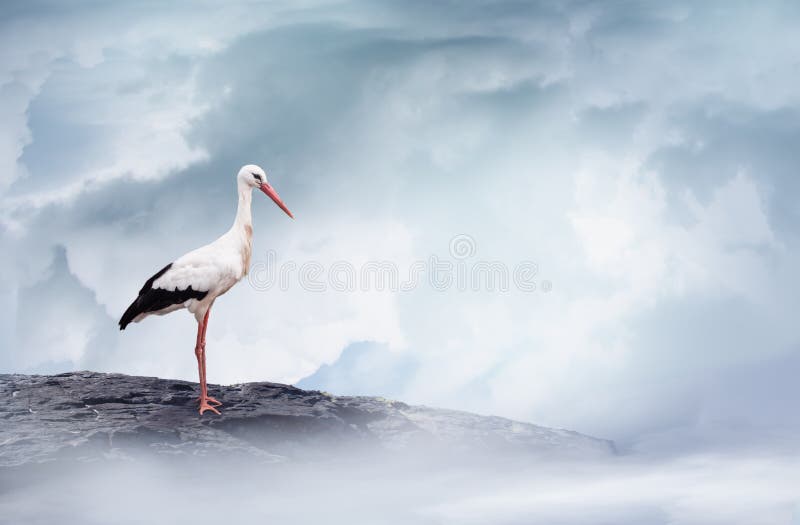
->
[
  {"left": 199, "top": 308, "right": 222, "bottom": 407},
  {"left": 195, "top": 308, "right": 221, "bottom": 415}
]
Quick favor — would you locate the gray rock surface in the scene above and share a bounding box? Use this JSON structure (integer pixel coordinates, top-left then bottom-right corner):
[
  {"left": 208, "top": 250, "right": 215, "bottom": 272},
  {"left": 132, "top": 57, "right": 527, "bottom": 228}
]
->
[{"left": 0, "top": 371, "right": 614, "bottom": 468}]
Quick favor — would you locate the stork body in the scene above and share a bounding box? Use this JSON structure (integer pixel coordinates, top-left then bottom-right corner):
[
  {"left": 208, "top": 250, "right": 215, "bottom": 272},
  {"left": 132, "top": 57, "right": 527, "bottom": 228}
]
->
[{"left": 119, "top": 165, "right": 293, "bottom": 415}]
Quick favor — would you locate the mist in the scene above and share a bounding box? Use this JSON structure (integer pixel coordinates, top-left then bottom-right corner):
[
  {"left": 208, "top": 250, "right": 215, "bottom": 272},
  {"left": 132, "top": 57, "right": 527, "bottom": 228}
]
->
[{"left": 3, "top": 450, "right": 799, "bottom": 524}]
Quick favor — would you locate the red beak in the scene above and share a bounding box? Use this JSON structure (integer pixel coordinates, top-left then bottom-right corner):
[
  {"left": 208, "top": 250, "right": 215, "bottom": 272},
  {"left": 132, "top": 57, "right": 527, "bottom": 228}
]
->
[{"left": 260, "top": 182, "right": 294, "bottom": 219}]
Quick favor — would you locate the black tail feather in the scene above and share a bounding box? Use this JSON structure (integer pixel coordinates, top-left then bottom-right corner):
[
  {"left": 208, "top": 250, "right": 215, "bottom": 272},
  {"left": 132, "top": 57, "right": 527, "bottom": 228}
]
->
[
  {"left": 119, "top": 300, "right": 141, "bottom": 330},
  {"left": 119, "top": 263, "right": 174, "bottom": 331}
]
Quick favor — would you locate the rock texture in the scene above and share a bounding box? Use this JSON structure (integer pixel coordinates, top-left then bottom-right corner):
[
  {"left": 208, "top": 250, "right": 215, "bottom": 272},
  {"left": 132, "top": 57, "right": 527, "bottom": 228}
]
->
[{"left": 0, "top": 371, "right": 614, "bottom": 468}]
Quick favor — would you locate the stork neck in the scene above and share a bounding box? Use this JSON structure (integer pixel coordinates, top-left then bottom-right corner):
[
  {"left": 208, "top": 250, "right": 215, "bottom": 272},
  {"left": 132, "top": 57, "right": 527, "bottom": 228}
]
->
[{"left": 233, "top": 182, "right": 253, "bottom": 230}]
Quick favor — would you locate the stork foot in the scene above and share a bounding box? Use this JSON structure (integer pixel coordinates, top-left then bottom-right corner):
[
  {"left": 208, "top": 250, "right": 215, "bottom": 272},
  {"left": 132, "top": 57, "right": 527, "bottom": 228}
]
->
[
  {"left": 198, "top": 397, "right": 222, "bottom": 415},
  {"left": 196, "top": 395, "right": 223, "bottom": 406}
]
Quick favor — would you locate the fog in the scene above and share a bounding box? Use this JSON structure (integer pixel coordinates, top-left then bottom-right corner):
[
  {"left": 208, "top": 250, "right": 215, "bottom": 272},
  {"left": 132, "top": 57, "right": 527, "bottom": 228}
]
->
[{"left": 2, "top": 450, "right": 799, "bottom": 524}]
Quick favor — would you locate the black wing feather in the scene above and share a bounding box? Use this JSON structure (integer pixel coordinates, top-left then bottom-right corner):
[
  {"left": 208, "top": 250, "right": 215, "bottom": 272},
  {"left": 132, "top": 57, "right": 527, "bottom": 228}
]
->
[{"left": 118, "top": 263, "right": 208, "bottom": 330}]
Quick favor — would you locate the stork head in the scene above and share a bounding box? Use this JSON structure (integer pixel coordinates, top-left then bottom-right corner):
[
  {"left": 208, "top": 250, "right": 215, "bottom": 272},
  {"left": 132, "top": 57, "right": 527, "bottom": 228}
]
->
[{"left": 238, "top": 164, "right": 294, "bottom": 219}]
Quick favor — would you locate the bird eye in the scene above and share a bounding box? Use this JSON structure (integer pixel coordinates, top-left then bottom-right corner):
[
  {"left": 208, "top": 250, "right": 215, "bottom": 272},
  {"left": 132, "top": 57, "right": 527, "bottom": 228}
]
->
[{"left": 252, "top": 173, "right": 262, "bottom": 182}]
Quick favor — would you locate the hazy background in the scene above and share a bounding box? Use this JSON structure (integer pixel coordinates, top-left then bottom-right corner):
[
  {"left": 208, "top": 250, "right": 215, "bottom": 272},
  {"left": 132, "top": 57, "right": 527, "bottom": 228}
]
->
[
  {"left": 3, "top": 452, "right": 800, "bottom": 524},
  {"left": 1, "top": 0, "right": 799, "bottom": 456}
]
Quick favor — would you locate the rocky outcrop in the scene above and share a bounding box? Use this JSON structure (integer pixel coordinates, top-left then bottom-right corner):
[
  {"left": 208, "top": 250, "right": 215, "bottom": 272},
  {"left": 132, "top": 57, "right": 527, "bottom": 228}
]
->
[{"left": 0, "top": 371, "right": 614, "bottom": 468}]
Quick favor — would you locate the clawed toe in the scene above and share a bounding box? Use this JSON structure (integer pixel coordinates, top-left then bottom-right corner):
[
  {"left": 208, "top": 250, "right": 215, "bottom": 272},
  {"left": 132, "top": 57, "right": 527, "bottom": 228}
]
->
[
  {"left": 198, "top": 399, "right": 221, "bottom": 415},
  {"left": 196, "top": 395, "right": 223, "bottom": 406}
]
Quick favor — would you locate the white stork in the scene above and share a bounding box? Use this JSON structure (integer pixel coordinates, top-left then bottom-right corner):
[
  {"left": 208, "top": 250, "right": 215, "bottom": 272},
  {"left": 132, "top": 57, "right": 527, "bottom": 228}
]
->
[{"left": 119, "top": 164, "right": 293, "bottom": 415}]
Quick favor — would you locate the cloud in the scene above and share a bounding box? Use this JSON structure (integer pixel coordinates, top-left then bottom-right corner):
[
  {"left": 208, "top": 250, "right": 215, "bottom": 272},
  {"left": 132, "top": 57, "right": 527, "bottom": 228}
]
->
[{"left": 297, "top": 341, "right": 418, "bottom": 397}]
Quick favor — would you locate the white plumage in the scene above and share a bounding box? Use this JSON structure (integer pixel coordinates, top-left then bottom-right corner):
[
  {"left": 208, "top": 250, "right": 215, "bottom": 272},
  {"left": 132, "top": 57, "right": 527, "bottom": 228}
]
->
[{"left": 144, "top": 218, "right": 252, "bottom": 321}]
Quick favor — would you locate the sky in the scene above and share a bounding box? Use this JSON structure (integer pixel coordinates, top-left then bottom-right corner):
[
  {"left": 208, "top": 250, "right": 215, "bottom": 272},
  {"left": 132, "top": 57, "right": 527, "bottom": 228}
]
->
[{"left": 1, "top": 0, "right": 799, "bottom": 451}]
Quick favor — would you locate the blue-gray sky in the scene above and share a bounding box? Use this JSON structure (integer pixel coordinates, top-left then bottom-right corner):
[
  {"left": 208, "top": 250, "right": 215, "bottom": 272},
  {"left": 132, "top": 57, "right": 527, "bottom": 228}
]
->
[{"left": 1, "top": 0, "right": 799, "bottom": 450}]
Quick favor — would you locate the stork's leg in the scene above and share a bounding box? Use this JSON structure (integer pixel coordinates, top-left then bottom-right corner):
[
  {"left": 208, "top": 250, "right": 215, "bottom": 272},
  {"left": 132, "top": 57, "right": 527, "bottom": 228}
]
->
[
  {"left": 198, "top": 308, "right": 222, "bottom": 407},
  {"left": 195, "top": 308, "right": 221, "bottom": 415}
]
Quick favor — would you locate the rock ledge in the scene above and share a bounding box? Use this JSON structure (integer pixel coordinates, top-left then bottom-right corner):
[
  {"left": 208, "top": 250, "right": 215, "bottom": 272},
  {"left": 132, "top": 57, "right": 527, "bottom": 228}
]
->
[{"left": 0, "top": 371, "right": 614, "bottom": 467}]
